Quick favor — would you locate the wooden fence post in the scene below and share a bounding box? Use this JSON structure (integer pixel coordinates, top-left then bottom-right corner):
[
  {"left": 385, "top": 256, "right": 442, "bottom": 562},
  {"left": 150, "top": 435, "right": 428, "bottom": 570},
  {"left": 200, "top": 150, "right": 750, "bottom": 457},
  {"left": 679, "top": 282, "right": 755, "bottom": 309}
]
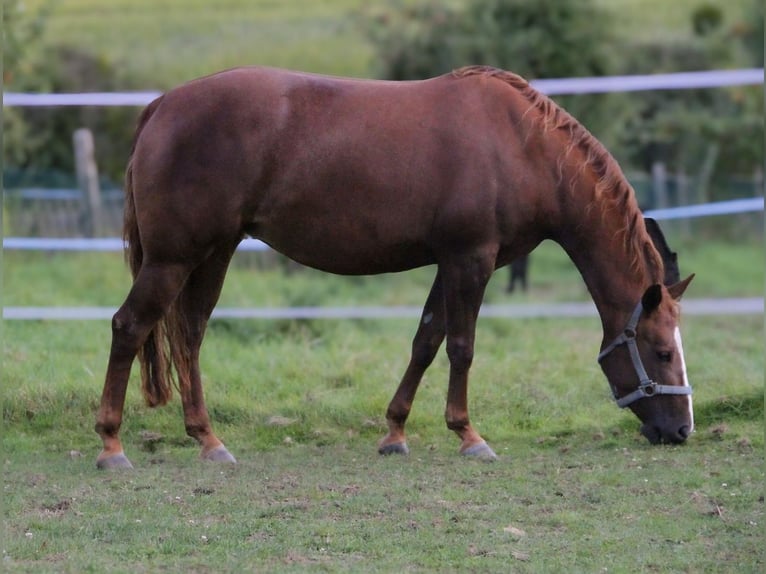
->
[
  {"left": 676, "top": 167, "right": 691, "bottom": 237},
  {"left": 651, "top": 161, "right": 668, "bottom": 210},
  {"left": 697, "top": 143, "right": 719, "bottom": 204},
  {"left": 73, "top": 128, "right": 102, "bottom": 237}
]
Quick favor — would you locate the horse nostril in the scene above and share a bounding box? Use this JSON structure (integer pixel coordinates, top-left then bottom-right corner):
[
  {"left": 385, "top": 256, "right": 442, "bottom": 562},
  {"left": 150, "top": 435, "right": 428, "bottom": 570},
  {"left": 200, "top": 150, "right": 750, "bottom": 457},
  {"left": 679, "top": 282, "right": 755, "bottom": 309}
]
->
[{"left": 677, "top": 425, "right": 691, "bottom": 440}]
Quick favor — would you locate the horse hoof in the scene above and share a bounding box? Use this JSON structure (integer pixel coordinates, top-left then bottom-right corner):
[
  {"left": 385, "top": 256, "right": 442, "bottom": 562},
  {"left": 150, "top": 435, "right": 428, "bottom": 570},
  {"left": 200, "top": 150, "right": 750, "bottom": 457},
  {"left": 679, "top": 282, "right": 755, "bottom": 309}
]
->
[
  {"left": 460, "top": 441, "right": 498, "bottom": 461},
  {"left": 378, "top": 442, "right": 410, "bottom": 456},
  {"left": 96, "top": 452, "right": 134, "bottom": 470},
  {"left": 202, "top": 445, "right": 237, "bottom": 464}
]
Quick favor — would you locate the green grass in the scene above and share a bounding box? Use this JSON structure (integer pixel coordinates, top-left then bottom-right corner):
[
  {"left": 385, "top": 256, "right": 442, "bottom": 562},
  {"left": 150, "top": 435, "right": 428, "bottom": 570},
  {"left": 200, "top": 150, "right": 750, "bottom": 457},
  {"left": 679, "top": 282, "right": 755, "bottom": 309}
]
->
[
  {"left": 2, "top": 234, "right": 764, "bottom": 572},
  {"left": 2, "top": 314, "right": 763, "bottom": 573},
  {"left": 3, "top": 433, "right": 763, "bottom": 573}
]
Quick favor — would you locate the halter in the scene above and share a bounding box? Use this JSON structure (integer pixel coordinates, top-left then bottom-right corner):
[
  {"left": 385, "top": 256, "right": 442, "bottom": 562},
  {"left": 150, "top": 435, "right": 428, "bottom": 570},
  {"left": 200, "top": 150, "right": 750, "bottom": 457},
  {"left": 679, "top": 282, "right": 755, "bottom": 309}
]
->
[{"left": 597, "top": 301, "right": 693, "bottom": 408}]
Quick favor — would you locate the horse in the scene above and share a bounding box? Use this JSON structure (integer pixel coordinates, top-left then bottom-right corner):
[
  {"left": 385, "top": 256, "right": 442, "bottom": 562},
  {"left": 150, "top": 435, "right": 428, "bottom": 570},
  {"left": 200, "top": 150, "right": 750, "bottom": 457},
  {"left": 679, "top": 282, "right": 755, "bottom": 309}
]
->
[
  {"left": 95, "top": 65, "right": 695, "bottom": 469},
  {"left": 506, "top": 256, "right": 530, "bottom": 293}
]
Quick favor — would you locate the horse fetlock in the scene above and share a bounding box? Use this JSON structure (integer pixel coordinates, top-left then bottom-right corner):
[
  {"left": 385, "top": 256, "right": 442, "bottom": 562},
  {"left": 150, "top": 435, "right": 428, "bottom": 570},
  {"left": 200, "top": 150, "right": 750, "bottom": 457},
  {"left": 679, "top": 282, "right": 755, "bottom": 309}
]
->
[
  {"left": 445, "top": 417, "right": 471, "bottom": 433},
  {"left": 94, "top": 420, "right": 120, "bottom": 439},
  {"left": 184, "top": 423, "right": 212, "bottom": 442},
  {"left": 385, "top": 407, "right": 410, "bottom": 427}
]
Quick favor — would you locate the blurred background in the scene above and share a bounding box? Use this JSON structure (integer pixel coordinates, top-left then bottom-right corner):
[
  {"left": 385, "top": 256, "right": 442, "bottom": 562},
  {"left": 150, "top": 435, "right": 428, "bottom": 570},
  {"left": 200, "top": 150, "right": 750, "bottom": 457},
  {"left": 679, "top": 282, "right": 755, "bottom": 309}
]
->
[{"left": 2, "top": 0, "right": 763, "bottom": 298}]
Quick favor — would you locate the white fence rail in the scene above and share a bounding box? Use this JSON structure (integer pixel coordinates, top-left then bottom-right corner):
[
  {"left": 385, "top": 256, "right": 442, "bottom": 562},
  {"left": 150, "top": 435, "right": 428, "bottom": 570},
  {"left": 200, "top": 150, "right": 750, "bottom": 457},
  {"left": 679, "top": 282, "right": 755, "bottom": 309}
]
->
[
  {"left": 4, "top": 69, "right": 763, "bottom": 107},
  {"left": 3, "top": 298, "right": 763, "bottom": 321}
]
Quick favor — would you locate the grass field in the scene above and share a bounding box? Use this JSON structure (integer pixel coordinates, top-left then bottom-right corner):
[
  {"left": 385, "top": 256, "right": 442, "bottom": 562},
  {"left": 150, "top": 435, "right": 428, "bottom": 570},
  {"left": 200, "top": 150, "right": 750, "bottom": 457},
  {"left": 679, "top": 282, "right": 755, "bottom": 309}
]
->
[
  {"left": 2, "top": 315, "right": 763, "bottom": 572},
  {"left": 3, "top": 231, "right": 764, "bottom": 572}
]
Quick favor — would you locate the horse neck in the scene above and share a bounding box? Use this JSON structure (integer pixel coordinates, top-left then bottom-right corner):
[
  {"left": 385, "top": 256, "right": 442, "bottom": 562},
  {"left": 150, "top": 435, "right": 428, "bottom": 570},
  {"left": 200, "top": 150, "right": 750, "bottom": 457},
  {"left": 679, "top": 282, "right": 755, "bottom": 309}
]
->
[{"left": 552, "top": 166, "right": 663, "bottom": 342}]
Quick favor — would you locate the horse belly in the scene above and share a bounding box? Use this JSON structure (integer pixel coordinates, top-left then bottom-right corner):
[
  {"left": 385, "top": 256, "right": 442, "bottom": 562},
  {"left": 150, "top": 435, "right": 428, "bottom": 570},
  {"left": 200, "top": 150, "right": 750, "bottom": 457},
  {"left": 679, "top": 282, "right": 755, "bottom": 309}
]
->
[{"left": 251, "top": 219, "right": 435, "bottom": 275}]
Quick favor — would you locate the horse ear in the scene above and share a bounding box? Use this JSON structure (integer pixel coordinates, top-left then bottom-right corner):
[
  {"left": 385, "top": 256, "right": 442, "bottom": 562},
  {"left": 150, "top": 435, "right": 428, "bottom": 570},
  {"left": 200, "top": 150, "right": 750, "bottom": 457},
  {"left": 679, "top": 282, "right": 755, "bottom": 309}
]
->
[
  {"left": 641, "top": 284, "right": 663, "bottom": 314},
  {"left": 667, "top": 273, "right": 695, "bottom": 301},
  {"left": 644, "top": 217, "right": 680, "bottom": 285}
]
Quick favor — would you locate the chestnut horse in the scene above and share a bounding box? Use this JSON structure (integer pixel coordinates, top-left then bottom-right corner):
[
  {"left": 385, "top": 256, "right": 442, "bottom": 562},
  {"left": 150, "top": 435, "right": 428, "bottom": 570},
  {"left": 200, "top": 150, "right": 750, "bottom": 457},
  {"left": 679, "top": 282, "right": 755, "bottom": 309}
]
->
[{"left": 95, "top": 66, "right": 694, "bottom": 469}]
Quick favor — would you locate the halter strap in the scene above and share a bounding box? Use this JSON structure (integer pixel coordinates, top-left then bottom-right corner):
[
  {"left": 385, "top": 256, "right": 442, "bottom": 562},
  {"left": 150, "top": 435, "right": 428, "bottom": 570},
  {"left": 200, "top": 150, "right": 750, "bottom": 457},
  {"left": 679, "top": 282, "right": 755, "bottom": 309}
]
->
[{"left": 598, "top": 301, "right": 692, "bottom": 408}]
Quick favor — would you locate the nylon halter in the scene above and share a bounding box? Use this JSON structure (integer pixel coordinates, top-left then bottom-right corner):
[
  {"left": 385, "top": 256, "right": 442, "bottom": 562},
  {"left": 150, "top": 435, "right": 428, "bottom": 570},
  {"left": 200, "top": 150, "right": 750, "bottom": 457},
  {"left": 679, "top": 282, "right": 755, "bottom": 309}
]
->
[{"left": 597, "top": 301, "right": 693, "bottom": 408}]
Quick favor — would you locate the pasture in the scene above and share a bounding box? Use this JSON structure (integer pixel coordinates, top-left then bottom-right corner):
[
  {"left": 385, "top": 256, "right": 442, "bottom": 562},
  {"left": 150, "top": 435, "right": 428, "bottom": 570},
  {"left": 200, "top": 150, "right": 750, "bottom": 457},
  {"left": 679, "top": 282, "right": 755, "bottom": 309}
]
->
[{"left": 3, "top": 233, "right": 763, "bottom": 572}]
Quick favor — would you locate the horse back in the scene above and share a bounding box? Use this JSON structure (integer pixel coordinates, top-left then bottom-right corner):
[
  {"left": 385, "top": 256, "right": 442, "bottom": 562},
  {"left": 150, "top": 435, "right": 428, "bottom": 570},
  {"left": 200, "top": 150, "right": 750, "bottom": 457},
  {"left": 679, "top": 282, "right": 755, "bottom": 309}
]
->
[{"left": 130, "top": 67, "right": 549, "bottom": 273}]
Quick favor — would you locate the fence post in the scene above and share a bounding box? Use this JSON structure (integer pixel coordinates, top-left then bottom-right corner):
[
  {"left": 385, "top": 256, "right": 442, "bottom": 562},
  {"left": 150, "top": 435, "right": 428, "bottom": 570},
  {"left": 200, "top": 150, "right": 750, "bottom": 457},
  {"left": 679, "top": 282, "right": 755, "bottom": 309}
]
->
[
  {"left": 651, "top": 161, "right": 668, "bottom": 209},
  {"left": 676, "top": 168, "right": 691, "bottom": 238},
  {"left": 73, "top": 128, "right": 102, "bottom": 237},
  {"left": 697, "top": 143, "right": 719, "bottom": 204}
]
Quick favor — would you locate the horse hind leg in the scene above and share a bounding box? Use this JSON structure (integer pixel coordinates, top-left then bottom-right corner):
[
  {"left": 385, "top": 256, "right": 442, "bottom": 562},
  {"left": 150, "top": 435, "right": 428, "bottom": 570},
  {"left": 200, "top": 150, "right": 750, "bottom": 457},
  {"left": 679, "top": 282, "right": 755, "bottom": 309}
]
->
[
  {"left": 379, "top": 272, "right": 445, "bottom": 455},
  {"left": 95, "top": 262, "right": 192, "bottom": 469},
  {"left": 175, "top": 244, "right": 239, "bottom": 464}
]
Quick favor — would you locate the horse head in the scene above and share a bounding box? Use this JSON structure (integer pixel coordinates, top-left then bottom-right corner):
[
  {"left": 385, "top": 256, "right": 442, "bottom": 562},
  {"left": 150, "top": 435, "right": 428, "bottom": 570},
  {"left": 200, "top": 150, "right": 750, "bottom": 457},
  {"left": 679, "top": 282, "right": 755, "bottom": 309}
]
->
[
  {"left": 595, "top": 218, "right": 695, "bottom": 444},
  {"left": 599, "top": 271, "right": 695, "bottom": 444}
]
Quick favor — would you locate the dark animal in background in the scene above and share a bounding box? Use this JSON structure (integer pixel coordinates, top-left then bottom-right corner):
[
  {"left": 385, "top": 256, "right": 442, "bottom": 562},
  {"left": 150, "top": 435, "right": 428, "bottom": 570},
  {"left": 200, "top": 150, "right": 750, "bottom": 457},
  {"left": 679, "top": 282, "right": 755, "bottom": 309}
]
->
[{"left": 506, "top": 255, "right": 529, "bottom": 293}]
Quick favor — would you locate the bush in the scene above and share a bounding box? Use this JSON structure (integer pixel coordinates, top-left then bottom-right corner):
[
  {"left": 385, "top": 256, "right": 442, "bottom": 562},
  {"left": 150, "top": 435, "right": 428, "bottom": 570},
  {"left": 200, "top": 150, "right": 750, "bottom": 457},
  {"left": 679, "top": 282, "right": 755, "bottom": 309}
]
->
[{"left": 3, "top": 0, "right": 137, "bottom": 183}]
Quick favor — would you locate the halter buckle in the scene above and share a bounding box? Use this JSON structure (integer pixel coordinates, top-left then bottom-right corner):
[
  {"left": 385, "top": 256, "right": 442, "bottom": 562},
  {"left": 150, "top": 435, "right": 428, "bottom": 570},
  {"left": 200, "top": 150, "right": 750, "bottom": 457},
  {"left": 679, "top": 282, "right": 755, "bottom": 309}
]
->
[{"left": 641, "top": 382, "right": 657, "bottom": 397}]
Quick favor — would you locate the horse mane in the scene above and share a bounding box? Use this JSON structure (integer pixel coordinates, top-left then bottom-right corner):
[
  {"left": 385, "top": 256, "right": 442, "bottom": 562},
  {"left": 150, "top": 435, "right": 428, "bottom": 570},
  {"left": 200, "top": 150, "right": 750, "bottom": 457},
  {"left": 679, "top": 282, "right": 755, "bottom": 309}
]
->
[{"left": 452, "top": 65, "right": 664, "bottom": 284}]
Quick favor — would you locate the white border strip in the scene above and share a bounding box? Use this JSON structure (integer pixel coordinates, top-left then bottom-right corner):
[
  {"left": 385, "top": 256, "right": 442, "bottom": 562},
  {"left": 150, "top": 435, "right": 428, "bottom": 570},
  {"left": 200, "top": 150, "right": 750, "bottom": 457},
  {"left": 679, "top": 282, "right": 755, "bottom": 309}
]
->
[
  {"left": 3, "top": 69, "right": 763, "bottom": 106},
  {"left": 3, "top": 299, "right": 762, "bottom": 321}
]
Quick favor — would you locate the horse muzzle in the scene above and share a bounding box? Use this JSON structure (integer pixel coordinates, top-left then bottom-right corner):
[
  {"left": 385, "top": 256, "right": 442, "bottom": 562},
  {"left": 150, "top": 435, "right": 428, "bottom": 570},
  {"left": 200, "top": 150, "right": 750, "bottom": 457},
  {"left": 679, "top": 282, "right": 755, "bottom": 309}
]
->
[{"left": 640, "top": 421, "right": 692, "bottom": 445}]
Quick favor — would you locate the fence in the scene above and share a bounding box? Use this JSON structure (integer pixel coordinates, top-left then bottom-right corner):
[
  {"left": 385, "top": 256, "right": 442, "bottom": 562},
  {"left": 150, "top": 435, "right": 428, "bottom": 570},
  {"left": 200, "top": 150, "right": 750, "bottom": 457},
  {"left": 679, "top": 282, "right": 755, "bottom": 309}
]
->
[
  {"left": 5, "top": 69, "right": 763, "bottom": 106},
  {"left": 4, "top": 69, "right": 763, "bottom": 320},
  {"left": 3, "top": 197, "right": 763, "bottom": 253},
  {"left": 4, "top": 68, "right": 763, "bottom": 237},
  {"left": 6, "top": 172, "right": 762, "bottom": 239},
  {"left": 4, "top": 198, "right": 763, "bottom": 321}
]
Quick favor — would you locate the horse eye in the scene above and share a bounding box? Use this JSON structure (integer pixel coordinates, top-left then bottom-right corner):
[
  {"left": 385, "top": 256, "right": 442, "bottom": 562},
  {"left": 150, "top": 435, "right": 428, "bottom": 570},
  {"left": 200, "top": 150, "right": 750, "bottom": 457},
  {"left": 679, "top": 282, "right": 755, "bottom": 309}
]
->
[{"left": 656, "top": 351, "right": 673, "bottom": 362}]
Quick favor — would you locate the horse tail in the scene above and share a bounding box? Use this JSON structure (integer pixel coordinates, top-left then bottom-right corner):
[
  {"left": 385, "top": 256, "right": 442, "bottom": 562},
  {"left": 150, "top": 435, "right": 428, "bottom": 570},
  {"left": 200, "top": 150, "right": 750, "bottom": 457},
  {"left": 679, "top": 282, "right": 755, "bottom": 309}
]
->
[{"left": 124, "top": 95, "right": 186, "bottom": 408}]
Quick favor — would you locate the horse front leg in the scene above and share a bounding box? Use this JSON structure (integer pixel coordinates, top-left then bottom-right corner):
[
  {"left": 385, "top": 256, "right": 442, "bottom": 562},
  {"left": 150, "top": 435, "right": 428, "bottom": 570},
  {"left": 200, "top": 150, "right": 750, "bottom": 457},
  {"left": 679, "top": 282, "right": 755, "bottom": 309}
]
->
[
  {"left": 379, "top": 272, "right": 445, "bottom": 455},
  {"left": 441, "top": 253, "right": 498, "bottom": 460}
]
